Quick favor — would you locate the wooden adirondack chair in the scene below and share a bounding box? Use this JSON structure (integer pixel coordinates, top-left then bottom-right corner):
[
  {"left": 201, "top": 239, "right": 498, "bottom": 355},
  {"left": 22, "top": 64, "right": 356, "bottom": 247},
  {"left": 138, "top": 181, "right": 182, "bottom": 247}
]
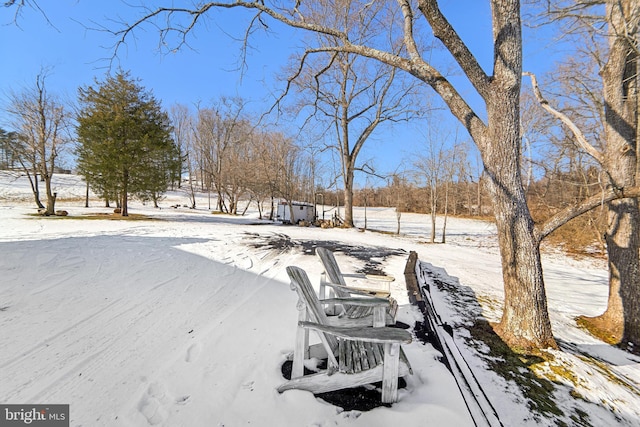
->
[
  {"left": 316, "top": 247, "right": 398, "bottom": 325},
  {"left": 279, "top": 266, "right": 413, "bottom": 404}
]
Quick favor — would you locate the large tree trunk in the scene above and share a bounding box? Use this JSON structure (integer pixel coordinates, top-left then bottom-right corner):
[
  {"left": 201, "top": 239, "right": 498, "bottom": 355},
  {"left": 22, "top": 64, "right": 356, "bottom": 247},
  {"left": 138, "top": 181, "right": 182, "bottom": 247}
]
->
[
  {"left": 483, "top": 89, "right": 556, "bottom": 352},
  {"left": 581, "top": 0, "right": 640, "bottom": 350},
  {"left": 85, "top": 180, "right": 90, "bottom": 208},
  {"left": 413, "top": 0, "right": 557, "bottom": 350},
  {"left": 269, "top": 195, "right": 275, "bottom": 221}
]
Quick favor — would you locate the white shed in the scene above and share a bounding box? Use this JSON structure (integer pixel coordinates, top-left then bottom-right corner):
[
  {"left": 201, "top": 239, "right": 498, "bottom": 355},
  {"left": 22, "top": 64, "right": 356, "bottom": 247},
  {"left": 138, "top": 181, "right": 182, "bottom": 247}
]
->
[{"left": 276, "top": 201, "right": 315, "bottom": 224}]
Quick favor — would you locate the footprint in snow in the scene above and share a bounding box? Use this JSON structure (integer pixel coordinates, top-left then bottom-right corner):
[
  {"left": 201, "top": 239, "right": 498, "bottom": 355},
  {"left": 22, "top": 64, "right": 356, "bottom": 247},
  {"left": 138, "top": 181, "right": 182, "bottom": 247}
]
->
[
  {"left": 137, "top": 382, "right": 169, "bottom": 425},
  {"left": 185, "top": 342, "right": 201, "bottom": 363},
  {"left": 175, "top": 395, "right": 190, "bottom": 405}
]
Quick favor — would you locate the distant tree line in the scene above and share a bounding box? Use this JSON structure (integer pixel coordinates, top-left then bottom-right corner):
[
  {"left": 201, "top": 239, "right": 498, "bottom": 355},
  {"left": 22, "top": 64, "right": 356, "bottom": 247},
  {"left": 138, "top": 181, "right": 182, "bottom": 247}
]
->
[
  {"left": 0, "top": 69, "right": 320, "bottom": 219},
  {"left": 0, "top": 67, "right": 613, "bottom": 256},
  {"left": 169, "top": 98, "right": 317, "bottom": 219},
  {"left": 0, "top": 75, "right": 610, "bottom": 253}
]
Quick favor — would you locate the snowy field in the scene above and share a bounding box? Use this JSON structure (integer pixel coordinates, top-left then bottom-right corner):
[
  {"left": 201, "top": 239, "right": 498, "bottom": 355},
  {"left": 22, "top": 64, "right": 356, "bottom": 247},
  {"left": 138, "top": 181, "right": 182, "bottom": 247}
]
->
[{"left": 1, "top": 171, "right": 639, "bottom": 427}]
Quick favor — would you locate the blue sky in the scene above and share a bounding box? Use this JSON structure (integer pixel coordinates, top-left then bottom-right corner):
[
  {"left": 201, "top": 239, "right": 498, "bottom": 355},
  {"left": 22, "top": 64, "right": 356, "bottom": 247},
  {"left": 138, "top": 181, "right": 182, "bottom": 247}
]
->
[
  {"left": 1, "top": 2, "right": 298, "bottom": 111},
  {"left": 1, "top": 1, "right": 566, "bottom": 186}
]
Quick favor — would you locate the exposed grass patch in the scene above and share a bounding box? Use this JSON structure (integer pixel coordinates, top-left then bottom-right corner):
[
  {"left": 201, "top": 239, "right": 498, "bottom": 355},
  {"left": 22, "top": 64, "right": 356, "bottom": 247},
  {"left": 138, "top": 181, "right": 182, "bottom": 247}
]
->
[
  {"left": 569, "top": 408, "right": 591, "bottom": 426},
  {"left": 25, "top": 213, "right": 66, "bottom": 219},
  {"left": 467, "top": 320, "right": 571, "bottom": 422},
  {"left": 575, "top": 354, "right": 639, "bottom": 396},
  {"left": 27, "top": 212, "right": 159, "bottom": 221},
  {"left": 575, "top": 316, "right": 619, "bottom": 346},
  {"left": 80, "top": 213, "right": 159, "bottom": 221},
  {"left": 475, "top": 295, "right": 502, "bottom": 315},
  {"left": 542, "top": 361, "right": 583, "bottom": 387},
  {"left": 357, "top": 227, "right": 400, "bottom": 236}
]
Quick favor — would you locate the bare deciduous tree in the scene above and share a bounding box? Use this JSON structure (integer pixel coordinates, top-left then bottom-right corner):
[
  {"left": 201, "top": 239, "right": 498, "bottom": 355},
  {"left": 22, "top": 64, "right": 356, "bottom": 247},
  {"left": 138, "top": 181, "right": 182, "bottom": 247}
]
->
[
  {"left": 387, "top": 173, "right": 409, "bottom": 235},
  {"left": 284, "top": 3, "right": 424, "bottom": 227},
  {"left": 5, "top": 70, "right": 70, "bottom": 215},
  {"left": 439, "top": 140, "right": 466, "bottom": 243},
  {"left": 252, "top": 129, "right": 289, "bottom": 220},
  {"left": 413, "top": 122, "right": 462, "bottom": 243},
  {"left": 195, "top": 99, "right": 251, "bottom": 213},
  {"left": 170, "top": 103, "right": 197, "bottom": 208},
  {"left": 0, "top": 129, "right": 21, "bottom": 169}
]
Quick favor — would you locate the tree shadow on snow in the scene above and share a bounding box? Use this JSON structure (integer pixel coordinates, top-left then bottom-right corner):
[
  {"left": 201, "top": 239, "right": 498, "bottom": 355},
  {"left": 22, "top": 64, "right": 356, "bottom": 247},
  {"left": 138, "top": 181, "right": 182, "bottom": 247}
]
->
[
  {"left": 244, "top": 232, "right": 406, "bottom": 276},
  {"left": 418, "top": 262, "right": 617, "bottom": 426}
]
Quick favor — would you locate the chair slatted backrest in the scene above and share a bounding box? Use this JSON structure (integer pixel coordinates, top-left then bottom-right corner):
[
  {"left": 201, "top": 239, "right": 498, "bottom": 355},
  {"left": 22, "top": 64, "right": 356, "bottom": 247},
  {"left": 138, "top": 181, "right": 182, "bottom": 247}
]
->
[
  {"left": 286, "top": 266, "right": 339, "bottom": 353},
  {"left": 316, "top": 247, "right": 349, "bottom": 291}
]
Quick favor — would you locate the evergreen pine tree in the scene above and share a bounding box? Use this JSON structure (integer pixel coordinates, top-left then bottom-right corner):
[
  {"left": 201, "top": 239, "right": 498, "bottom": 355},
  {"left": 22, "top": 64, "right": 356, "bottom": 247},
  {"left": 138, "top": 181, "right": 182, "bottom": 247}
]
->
[{"left": 76, "top": 71, "right": 180, "bottom": 216}]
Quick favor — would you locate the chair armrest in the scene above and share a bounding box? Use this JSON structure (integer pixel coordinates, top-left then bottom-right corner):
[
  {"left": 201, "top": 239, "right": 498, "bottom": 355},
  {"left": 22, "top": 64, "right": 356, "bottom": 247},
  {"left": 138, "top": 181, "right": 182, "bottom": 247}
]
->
[
  {"left": 364, "top": 274, "right": 395, "bottom": 282},
  {"left": 342, "top": 273, "right": 395, "bottom": 282},
  {"left": 341, "top": 273, "right": 368, "bottom": 279},
  {"left": 320, "top": 281, "right": 374, "bottom": 297},
  {"left": 321, "top": 297, "right": 390, "bottom": 307},
  {"left": 299, "top": 321, "right": 412, "bottom": 344}
]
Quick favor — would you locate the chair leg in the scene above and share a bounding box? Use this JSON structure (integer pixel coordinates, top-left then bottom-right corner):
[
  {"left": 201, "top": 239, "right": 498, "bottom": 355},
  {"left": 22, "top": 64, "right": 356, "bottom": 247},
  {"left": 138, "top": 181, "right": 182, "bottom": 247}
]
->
[
  {"left": 381, "top": 343, "right": 400, "bottom": 403},
  {"left": 293, "top": 309, "right": 309, "bottom": 378}
]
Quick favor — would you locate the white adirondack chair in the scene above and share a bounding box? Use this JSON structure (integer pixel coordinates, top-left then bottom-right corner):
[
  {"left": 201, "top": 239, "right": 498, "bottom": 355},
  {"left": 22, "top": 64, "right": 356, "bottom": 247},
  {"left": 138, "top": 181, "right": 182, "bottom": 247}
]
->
[
  {"left": 316, "top": 247, "right": 398, "bottom": 325},
  {"left": 278, "top": 266, "right": 412, "bottom": 404}
]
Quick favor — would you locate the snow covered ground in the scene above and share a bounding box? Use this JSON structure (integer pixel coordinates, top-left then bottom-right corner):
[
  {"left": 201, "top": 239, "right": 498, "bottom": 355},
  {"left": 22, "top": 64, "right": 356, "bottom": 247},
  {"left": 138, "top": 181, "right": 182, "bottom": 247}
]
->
[{"left": 1, "top": 171, "right": 639, "bottom": 427}]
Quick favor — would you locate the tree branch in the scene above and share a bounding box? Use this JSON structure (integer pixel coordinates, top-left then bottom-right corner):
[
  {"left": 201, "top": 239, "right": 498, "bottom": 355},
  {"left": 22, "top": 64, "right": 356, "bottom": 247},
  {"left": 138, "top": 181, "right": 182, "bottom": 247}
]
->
[
  {"left": 3, "top": 0, "right": 56, "bottom": 29},
  {"left": 417, "top": 0, "right": 491, "bottom": 98},
  {"left": 112, "top": 2, "right": 347, "bottom": 58},
  {"left": 113, "top": 1, "right": 487, "bottom": 143},
  {"left": 397, "top": 0, "right": 422, "bottom": 61},
  {"left": 523, "top": 71, "right": 605, "bottom": 165},
  {"left": 535, "top": 185, "right": 640, "bottom": 242}
]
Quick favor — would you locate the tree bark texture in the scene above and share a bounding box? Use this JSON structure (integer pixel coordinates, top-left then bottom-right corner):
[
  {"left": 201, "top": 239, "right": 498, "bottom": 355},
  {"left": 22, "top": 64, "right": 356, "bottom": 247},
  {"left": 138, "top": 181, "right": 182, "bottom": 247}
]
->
[
  {"left": 483, "top": 90, "right": 555, "bottom": 351},
  {"left": 588, "top": 0, "right": 640, "bottom": 349}
]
